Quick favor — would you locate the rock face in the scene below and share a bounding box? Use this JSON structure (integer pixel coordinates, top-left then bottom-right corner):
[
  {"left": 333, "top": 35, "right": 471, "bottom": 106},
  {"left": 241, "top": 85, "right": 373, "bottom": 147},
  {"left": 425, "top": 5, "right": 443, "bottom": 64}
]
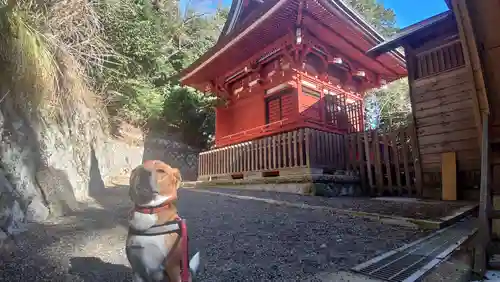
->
[{"left": 0, "top": 98, "right": 198, "bottom": 241}]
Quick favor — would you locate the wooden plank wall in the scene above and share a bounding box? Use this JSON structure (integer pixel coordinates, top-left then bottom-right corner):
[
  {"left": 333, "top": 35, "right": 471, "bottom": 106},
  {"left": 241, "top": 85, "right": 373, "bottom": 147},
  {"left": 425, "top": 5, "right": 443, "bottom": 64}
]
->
[
  {"left": 346, "top": 126, "right": 420, "bottom": 196},
  {"left": 412, "top": 67, "right": 480, "bottom": 174}
]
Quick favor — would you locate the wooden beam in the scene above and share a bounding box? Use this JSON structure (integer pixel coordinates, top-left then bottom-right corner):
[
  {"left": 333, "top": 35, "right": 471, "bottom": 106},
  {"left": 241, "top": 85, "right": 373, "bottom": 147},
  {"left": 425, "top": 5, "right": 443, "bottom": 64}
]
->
[
  {"left": 302, "top": 13, "right": 400, "bottom": 77},
  {"left": 451, "top": 0, "right": 489, "bottom": 144},
  {"left": 441, "top": 152, "right": 457, "bottom": 201},
  {"left": 475, "top": 111, "right": 490, "bottom": 276},
  {"left": 405, "top": 47, "right": 424, "bottom": 196},
  {"left": 303, "top": 30, "right": 379, "bottom": 83},
  {"left": 296, "top": 0, "right": 304, "bottom": 26}
]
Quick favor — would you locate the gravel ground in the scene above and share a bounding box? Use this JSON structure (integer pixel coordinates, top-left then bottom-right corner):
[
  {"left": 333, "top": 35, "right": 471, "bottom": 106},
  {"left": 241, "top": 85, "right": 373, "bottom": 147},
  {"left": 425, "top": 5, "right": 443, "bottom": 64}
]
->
[
  {"left": 0, "top": 185, "right": 431, "bottom": 282},
  {"left": 203, "top": 187, "right": 472, "bottom": 221}
]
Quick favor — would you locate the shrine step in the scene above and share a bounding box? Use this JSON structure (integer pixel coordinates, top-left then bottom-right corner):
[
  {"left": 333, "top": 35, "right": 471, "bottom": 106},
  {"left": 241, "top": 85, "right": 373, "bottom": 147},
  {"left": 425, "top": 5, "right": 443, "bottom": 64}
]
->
[{"left": 352, "top": 218, "right": 477, "bottom": 282}]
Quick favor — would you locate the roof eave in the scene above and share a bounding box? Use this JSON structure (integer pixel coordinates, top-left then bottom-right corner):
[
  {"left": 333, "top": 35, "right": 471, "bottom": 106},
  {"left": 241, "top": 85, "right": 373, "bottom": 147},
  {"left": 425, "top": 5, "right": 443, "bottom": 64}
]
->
[
  {"left": 366, "top": 10, "right": 453, "bottom": 58},
  {"left": 217, "top": 0, "right": 243, "bottom": 43},
  {"left": 321, "top": 0, "right": 406, "bottom": 66}
]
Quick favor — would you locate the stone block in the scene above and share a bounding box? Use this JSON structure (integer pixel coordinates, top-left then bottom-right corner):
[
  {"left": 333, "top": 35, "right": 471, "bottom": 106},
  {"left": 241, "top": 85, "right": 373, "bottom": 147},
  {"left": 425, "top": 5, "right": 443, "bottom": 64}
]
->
[{"left": 25, "top": 199, "right": 49, "bottom": 222}]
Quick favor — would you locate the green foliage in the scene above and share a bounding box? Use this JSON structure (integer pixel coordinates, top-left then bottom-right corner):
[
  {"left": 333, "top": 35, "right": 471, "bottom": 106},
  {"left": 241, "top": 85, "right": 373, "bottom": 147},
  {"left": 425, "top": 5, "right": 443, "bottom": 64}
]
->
[
  {"left": 94, "top": 0, "right": 226, "bottom": 148},
  {"left": 343, "top": 0, "right": 411, "bottom": 131},
  {"left": 162, "top": 86, "right": 218, "bottom": 148},
  {"left": 365, "top": 78, "right": 411, "bottom": 131},
  {"left": 344, "top": 0, "right": 399, "bottom": 36}
]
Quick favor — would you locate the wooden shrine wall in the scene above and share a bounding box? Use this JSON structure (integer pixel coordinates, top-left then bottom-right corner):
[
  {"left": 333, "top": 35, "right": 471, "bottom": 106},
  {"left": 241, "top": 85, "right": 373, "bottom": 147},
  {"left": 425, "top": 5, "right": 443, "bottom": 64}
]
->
[{"left": 406, "top": 28, "right": 480, "bottom": 196}]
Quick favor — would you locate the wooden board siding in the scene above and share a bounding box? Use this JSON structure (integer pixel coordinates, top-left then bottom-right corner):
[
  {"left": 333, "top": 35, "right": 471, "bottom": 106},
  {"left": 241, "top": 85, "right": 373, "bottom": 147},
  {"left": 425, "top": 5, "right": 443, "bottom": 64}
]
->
[
  {"left": 467, "top": 0, "right": 500, "bottom": 130},
  {"left": 410, "top": 67, "right": 480, "bottom": 173}
]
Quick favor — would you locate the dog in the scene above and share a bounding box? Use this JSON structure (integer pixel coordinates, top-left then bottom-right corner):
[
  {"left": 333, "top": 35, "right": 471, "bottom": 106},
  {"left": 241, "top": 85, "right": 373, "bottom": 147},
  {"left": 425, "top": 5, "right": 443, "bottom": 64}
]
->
[{"left": 125, "top": 160, "right": 200, "bottom": 282}]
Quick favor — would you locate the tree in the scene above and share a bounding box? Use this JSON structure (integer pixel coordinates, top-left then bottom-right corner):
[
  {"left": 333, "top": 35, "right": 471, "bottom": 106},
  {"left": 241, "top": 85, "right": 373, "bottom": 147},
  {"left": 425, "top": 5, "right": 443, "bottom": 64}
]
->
[
  {"left": 94, "top": 0, "right": 227, "bottom": 148},
  {"left": 344, "top": 0, "right": 399, "bottom": 36},
  {"left": 364, "top": 78, "right": 411, "bottom": 131},
  {"left": 162, "top": 85, "right": 218, "bottom": 149},
  {"left": 344, "top": 0, "right": 411, "bottom": 131}
]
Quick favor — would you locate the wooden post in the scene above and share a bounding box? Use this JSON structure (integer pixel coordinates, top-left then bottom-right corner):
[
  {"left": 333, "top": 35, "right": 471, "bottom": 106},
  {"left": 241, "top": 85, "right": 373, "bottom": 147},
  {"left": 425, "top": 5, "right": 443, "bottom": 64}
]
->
[
  {"left": 441, "top": 152, "right": 457, "bottom": 201},
  {"left": 391, "top": 131, "right": 402, "bottom": 194},
  {"left": 409, "top": 124, "right": 423, "bottom": 197},
  {"left": 281, "top": 133, "right": 286, "bottom": 168},
  {"left": 298, "top": 129, "right": 304, "bottom": 166},
  {"left": 344, "top": 134, "right": 351, "bottom": 170},
  {"left": 382, "top": 133, "right": 393, "bottom": 191},
  {"left": 245, "top": 143, "right": 249, "bottom": 172},
  {"left": 357, "top": 132, "right": 367, "bottom": 191},
  {"left": 364, "top": 131, "right": 374, "bottom": 194},
  {"left": 373, "top": 130, "right": 383, "bottom": 193},
  {"left": 305, "top": 128, "right": 311, "bottom": 168},
  {"left": 198, "top": 153, "right": 203, "bottom": 177},
  {"left": 288, "top": 131, "right": 293, "bottom": 167},
  {"left": 475, "top": 112, "right": 490, "bottom": 276},
  {"left": 272, "top": 135, "right": 277, "bottom": 169},
  {"left": 267, "top": 137, "right": 272, "bottom": 170},
  {"left": 293, "top": 130, "right": 298, "bottom": 167}
]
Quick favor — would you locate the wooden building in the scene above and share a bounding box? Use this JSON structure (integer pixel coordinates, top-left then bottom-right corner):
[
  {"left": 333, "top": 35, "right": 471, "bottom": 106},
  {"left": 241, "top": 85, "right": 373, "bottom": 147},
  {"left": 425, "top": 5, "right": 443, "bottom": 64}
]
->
[
  {"left": 179, "top": 0, "right": 406, "bottom": 182},
  {"left": 368, "top": 6, "right": 490, "bottom": 201},
  {"left": 370, "top": 0, "right": 500, "bottom": 272}
]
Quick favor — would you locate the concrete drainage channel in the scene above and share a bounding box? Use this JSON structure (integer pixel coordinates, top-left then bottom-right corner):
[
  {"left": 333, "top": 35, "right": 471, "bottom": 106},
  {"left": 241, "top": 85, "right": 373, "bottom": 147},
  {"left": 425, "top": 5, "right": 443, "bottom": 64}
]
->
[{"left": 351, "top": 218, "right": 477, "bottom": 282}]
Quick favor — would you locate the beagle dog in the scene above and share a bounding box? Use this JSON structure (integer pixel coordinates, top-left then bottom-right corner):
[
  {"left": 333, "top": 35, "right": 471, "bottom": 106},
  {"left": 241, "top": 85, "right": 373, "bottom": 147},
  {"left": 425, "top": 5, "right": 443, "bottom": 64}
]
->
[{"left": 126, "top": 160, "right": 200, "bottom": 282}]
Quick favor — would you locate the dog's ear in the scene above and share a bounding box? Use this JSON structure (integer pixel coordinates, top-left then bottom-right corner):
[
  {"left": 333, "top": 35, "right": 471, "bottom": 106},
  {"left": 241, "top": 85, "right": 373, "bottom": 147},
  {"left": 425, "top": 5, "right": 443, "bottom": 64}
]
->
[{"left": 171, "top": 168, "right": 182, "bottom": 188}]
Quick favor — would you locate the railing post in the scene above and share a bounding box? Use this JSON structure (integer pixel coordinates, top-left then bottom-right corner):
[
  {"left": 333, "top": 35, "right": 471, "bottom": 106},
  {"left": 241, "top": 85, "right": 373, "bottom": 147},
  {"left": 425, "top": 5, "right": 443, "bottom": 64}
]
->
[
  {"left": 409, "top": 124, "right": 423, "bottom": 196},
  {"left": 305, "top": 128, "right": 311, "bottom": 168}
]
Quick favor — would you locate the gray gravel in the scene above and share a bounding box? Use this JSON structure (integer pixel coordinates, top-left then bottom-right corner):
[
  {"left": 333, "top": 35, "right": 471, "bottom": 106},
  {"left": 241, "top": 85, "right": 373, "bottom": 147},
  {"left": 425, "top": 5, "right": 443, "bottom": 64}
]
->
[
  {"left": 0, "top": 186, "right": 430, "bottom": 282},
  {"left": 203, "top": 187, "right": 472, "bottom": 221}
]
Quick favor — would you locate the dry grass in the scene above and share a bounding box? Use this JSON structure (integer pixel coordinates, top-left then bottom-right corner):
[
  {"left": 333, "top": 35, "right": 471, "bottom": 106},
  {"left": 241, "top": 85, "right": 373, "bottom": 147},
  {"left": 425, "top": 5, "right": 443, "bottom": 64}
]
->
[{"left": 0, "top": 0, "right": 109, "bottom": 122}]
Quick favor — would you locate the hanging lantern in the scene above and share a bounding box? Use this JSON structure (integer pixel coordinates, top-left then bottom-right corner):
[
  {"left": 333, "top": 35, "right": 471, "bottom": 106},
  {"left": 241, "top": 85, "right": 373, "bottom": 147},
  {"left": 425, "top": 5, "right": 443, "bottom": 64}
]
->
[
  {"left": 380, "top": 78, "right": 388, "bottom": 90},
  {"left": 332, "top": 57, "right": 343, "bottom": 64},
  {"left": 296, "top": 27, "right": 302, "bottom": 44},
  {"left": 354, "top": 70, "right": 366, "bottom": 78}
]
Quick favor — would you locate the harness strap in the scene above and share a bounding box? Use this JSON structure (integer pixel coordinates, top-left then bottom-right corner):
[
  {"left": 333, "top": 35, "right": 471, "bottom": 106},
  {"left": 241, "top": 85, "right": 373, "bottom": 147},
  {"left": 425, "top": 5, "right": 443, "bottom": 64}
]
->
[
  {"left": 129, "top": 220, "right": 180, "bottom": 236},
  {"left": 134, "top": 201, "right": 172, "bottom": 214}
]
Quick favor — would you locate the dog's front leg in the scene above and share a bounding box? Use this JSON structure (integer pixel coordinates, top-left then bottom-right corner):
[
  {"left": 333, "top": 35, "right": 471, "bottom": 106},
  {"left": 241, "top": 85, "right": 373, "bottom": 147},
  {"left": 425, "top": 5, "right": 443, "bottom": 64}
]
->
[{"left": 165, "top": 262, "right": 181, "bottom": 282}]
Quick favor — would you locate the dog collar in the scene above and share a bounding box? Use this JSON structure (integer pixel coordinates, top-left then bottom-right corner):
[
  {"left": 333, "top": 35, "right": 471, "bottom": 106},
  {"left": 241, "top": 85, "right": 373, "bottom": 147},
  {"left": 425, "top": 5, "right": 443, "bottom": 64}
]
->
[{"left": 134, "top": 200, "right": 172, "bottom": 214}]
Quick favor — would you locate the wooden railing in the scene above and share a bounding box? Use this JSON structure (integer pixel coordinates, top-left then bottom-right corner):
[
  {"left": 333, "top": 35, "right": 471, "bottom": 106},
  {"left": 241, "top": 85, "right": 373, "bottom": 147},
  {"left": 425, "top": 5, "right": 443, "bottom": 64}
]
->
[
  {"left": 415, "top": 39, "right": 465, "bottom": 80},
  {"left": 216, "top": 119, "right": 291, "bottom": 147},
  {"left": 198, "top": 128, "right": 346, "bottom": 178},
  {"left": 345, "top": 125, "right": 422, "bottom": 196},
  {"left": 199, "top": 125, "right": 422, "bottom": 197}
]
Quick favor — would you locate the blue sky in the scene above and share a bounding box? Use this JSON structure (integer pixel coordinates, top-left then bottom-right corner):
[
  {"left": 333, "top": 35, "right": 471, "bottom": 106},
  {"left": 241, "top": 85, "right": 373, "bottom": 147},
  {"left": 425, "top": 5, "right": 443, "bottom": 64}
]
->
[
  {"left": 379, "top": 0, "right": 449, "bottom": 28},
  {"left": 180, "top": 0, "right": 449, "bottom": 29}
]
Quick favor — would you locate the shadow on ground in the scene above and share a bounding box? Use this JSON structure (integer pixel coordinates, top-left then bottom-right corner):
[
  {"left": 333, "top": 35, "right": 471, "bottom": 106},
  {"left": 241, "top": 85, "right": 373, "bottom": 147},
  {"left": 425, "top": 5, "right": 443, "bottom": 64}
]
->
[
  {"left": 0, "top": 146, "right": 134, "bottom": 281},
  {"left": 69, "top": 257, "right": 132, "bottom": 282}
]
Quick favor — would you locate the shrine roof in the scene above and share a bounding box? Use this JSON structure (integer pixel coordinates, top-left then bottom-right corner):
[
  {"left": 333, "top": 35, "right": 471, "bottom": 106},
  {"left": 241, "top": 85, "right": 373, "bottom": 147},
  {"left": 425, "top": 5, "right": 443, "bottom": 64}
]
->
[
  {"left": 179, "top": 0, "right": 407, "bottom": 88},
  {"left": 367, "top": 10, "right": 453, "bottom": 58}
]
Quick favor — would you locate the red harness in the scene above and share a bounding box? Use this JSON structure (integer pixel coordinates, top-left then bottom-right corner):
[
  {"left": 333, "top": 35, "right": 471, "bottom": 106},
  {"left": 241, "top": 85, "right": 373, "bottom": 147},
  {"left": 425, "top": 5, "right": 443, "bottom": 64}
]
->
[{"left": 134, "top": 204, "right": 191, "bottom": 282}]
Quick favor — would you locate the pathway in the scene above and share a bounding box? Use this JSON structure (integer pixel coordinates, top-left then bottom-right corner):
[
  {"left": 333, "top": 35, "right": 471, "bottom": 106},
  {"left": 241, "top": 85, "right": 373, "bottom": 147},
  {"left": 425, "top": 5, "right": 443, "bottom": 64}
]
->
[{"left": 0, "top": 184, "right": 430, "bottom": 281}]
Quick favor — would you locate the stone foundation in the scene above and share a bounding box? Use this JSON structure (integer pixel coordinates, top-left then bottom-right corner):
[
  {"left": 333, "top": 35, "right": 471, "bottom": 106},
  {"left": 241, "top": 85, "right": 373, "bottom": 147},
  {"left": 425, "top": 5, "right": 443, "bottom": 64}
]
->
[{"left": 196, "top": 169, "right": 363, "bottom": 197}]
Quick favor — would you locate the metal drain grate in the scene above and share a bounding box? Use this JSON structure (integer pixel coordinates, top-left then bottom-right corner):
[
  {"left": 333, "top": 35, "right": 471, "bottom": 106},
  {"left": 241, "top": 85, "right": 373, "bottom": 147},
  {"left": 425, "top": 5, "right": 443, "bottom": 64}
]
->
[{"left": 352, "top": 218, "right": 477, "bottom": 282}]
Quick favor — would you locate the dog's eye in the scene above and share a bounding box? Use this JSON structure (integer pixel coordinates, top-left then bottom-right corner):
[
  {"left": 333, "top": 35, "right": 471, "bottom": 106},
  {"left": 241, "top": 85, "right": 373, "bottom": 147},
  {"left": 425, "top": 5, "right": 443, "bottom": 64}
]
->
[{"left": 156, "top": 169, "right": 165, "bottom": 173}]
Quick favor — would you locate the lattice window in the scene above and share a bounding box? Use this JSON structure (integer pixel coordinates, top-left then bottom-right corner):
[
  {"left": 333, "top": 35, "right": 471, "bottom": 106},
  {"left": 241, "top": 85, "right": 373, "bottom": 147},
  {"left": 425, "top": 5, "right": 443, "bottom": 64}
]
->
[
  {"left": 265, "top": 89, "right": 293, "bottom": 124},
  {"left": 324, "top": 94, "right": 341, "bottom": 127},
  {"left": 266, "top": 97, "right": 281, "bottom": 124},
  {"left": 346, "top": 101, "right": 363, "bottom": 133},
  {"left": 414, "top": 40, "right": 465, "bottom": 80}
]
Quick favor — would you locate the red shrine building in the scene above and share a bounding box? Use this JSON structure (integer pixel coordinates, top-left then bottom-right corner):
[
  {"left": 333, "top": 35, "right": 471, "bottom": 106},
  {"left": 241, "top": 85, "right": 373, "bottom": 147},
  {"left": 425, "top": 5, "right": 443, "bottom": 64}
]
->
[{"left": 179, "top": 0, "right": 407, "bottom": 181}]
